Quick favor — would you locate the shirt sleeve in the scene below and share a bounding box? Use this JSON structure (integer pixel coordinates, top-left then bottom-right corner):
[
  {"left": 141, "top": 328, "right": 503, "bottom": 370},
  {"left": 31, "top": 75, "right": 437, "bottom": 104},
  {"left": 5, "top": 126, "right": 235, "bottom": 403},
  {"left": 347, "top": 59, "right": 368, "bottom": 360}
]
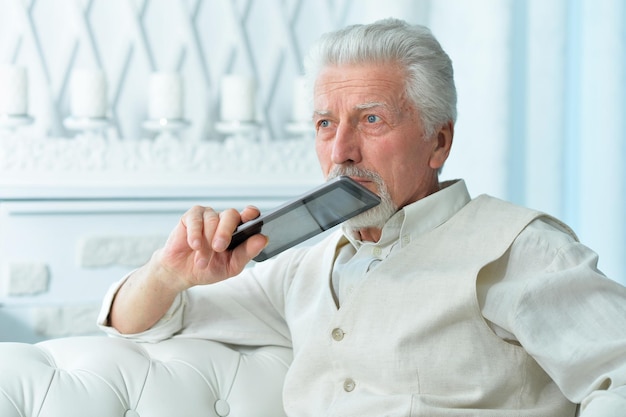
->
[
  {"left": 479, "top": 218, "right": 626, "bottom": 414},
  {"left": 580, "top": 389, "right": 626, "bottom": 417},
  {"left": 174, "top": 256, "right": 293, "bottom": 348},
  {"left": 96, "top": 251, "right": 297, "bottom": 347},
  {"left": 96, "top": 272, "right": 187, "bottom": 343}
]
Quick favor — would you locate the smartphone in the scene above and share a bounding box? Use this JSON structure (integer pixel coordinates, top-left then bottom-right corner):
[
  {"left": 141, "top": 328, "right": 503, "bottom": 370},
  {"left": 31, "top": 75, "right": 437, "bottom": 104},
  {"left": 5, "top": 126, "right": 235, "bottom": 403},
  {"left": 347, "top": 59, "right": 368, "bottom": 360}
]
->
[{"left": 227, "top": 176, "right": 381, "bottom": 262}]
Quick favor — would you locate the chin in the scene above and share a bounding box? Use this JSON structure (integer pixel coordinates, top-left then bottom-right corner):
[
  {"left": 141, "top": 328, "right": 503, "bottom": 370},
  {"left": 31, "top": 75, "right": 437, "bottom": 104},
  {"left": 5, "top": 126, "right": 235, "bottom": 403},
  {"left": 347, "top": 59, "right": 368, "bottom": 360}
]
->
[{"left": 345, "top": 198, "right": 398, "bottom": 230}]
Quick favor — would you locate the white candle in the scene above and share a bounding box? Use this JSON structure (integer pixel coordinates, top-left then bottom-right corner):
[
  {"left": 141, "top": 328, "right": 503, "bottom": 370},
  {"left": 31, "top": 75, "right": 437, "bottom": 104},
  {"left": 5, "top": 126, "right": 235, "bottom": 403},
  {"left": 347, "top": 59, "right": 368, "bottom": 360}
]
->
[
  {"left": 0, "top": 65, "right": 28, "bottom": 115},
  {"left": 220, "top": 75, "right": 256, "bottom": 122},
  {"left": 70, "top": 69, "right": 107, "bottom": 118},
  {"left": 148, "top": 72, "right": 183, "bottom": 120},
  {"left": 292, "top": 76, "right": 311, "bottom": 123}
]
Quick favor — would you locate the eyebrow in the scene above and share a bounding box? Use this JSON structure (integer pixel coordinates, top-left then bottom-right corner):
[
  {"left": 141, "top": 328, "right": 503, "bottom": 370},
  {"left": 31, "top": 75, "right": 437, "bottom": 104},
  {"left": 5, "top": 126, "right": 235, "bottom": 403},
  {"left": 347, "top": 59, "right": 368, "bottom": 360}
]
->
[
  {"left": 354, "top": 101, "right": 387, "bottom": 110},
  {"left": 313, "top": 109, "right": 331, "bottom": 117},
  {"left": 314, "top": 102, "right": 388, "bottom": 116}
]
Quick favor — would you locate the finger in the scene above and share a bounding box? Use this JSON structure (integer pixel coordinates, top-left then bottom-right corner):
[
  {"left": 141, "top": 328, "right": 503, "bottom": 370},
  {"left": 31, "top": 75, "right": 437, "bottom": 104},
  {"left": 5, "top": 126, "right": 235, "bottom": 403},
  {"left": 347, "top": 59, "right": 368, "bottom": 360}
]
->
[
  {"left": 231, "top": 233, "right": 268, "bottom": 265},
  {"left": 194, "top": 208, "right": 224, "bottom": 268},
  {"left": 182, "top": 206, "right": 217, "bottom": 250},
  {"left": 212, "top": 208, "right": 242, "bottom": 252},
  {"left": 240, "top": 205, "right": 261, "bottom": 223}
]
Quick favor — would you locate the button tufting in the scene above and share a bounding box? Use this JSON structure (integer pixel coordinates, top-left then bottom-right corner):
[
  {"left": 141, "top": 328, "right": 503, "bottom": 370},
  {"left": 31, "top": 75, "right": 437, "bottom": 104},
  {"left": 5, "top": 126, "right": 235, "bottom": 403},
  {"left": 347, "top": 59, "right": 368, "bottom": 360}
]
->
[{"left": 215, "top": 399, "right": 231, "bottom": 416}]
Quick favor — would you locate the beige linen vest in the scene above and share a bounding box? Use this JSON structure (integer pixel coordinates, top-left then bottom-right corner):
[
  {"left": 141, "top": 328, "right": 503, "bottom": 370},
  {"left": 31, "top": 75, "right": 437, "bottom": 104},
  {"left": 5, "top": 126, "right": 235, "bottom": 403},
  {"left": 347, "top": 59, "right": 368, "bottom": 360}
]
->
[{"left": 283, "top": 195, "right": 577, "bottom": 416}]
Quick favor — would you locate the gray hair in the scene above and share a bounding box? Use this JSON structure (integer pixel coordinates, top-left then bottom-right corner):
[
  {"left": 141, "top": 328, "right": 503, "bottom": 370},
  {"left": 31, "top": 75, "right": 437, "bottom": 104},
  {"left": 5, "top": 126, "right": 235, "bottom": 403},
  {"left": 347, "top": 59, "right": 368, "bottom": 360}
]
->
[{"left": 304, "top": 18, "right": 457, "bottom": 138}]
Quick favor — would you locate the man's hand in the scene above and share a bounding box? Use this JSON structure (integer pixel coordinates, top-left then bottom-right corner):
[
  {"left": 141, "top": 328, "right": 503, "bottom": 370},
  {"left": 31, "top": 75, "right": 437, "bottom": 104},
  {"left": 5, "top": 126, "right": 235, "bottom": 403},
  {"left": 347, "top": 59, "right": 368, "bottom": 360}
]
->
[
  {"left": 156, "top": 205, "right": 268, "bottom": 290},
  {"left": 108, "top": 205, "right": 267, "bottom": 335}
]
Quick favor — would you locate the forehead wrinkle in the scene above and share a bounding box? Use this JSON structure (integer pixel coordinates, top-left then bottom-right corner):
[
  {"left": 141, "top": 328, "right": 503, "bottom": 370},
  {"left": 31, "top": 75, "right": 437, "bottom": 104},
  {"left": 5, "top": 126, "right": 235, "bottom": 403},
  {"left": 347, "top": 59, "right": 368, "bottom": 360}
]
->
[{"left": 315, "top": 102, "right": 388, "bottom": 115}]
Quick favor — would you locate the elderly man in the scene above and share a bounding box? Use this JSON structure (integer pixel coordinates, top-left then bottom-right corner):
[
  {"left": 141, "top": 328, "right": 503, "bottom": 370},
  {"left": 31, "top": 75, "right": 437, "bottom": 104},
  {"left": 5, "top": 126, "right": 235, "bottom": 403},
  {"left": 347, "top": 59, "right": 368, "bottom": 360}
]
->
[{"left": 99, "top": 19, "right": 626, "bottom": 416}]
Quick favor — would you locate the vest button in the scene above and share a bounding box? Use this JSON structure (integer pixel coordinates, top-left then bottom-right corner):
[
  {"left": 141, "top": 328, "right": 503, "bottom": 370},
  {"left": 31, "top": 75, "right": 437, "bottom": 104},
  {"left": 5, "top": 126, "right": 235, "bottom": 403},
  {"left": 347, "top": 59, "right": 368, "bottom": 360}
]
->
[
  {"left": 331, "top": 328, "right": 345, "bottom": 341},
  {"left": 343, "top": 378, "right": 356, "bottom": 392}
]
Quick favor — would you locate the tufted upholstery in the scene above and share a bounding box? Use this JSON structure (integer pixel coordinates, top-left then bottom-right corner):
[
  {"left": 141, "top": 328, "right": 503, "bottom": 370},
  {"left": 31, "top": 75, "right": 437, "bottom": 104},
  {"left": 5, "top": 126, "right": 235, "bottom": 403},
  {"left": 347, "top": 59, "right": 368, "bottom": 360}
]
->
[{"left": 0, "top": 336, "right": 291, "bottom": 417}]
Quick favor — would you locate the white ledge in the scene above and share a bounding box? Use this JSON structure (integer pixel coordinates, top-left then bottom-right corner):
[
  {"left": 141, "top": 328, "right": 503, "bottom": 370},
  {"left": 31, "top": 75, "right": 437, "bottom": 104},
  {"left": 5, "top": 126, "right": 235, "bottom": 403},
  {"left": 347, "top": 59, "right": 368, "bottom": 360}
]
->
[{"left": 0, "top": 135, "right": 322, "bottom": 188}]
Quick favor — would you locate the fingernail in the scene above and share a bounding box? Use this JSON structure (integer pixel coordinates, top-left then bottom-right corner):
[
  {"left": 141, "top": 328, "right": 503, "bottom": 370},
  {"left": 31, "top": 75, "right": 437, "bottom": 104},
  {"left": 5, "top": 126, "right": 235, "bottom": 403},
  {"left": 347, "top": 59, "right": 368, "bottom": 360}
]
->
[{"left": 213, "top": 238, "right": 228, "bottom": 252}]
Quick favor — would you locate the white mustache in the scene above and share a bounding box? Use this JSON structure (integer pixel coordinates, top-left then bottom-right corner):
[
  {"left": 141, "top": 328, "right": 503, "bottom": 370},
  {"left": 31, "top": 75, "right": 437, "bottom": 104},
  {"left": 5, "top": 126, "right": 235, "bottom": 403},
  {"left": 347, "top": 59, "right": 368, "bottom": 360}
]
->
[
  {"left": 328, "top": 165, "right": 398, "bottom": 230},
  {"left": 328, "top": 165, "right": 383, "bottom": 186}
]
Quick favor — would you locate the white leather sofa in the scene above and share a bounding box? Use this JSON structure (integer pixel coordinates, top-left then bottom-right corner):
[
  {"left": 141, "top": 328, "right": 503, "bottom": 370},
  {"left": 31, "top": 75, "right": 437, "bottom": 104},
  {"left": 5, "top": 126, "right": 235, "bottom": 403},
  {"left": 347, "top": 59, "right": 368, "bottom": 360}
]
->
[{"left": 0, "top": 335, "right": 291, "bottom": 417}]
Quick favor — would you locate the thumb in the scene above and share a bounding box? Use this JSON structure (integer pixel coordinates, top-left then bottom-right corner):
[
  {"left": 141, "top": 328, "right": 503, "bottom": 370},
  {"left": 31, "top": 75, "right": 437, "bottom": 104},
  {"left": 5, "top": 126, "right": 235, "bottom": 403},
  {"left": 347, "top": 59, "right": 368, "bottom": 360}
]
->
[{"left": 234, "top": 234, "right": 268, "bottom": 265}]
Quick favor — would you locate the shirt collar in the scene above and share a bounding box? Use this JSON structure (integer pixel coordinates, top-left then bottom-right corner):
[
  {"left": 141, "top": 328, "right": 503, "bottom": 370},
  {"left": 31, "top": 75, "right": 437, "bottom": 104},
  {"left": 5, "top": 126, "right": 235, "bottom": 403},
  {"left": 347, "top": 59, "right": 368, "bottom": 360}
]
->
[{"left": 342, "top": 179, "right": 471, "bottom": 249}]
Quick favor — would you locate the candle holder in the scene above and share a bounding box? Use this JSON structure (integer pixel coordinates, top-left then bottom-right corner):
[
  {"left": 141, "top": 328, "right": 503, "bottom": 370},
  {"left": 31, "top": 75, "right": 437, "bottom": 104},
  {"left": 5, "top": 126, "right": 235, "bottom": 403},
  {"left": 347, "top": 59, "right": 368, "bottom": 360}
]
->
[
  {"left": 66, "top": 69, "right": 110, "bottom": 139},
  {"left": 0, "top": 114, "right": 34, "bottom": 133},
  {"left": 64, "top": 116, "right": 111, "bottom": 139},
  {"left": 142, "top": 118, "right": 190, "bottom": 140},
  {"left": 0, "top": 66, "right": 30, "bottom": 133},
  {"left": 217, "top": 74, "right": 260, "bottom": 142},
  {"left": 215, "top": 120, "right": 262, "bottom": 142}
]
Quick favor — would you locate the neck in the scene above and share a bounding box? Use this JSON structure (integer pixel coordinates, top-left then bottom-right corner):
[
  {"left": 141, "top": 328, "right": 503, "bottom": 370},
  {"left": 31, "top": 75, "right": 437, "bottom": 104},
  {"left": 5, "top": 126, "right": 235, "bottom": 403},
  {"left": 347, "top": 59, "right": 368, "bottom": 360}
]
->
[{"left": 356, "top": 227, "right": 383, "bottom": 243}]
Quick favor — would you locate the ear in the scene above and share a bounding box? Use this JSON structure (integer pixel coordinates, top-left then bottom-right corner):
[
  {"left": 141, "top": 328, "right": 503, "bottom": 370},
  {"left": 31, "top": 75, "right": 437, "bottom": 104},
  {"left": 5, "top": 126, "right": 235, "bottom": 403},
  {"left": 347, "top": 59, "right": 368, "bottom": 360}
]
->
[{"left": 429, "top": 121, "right": 454, "bottom": 170}]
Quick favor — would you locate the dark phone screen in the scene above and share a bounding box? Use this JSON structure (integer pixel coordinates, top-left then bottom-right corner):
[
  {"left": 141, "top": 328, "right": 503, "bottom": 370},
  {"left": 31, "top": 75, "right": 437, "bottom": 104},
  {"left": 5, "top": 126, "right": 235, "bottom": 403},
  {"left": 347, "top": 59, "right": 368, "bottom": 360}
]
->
[
  {"left": 229, "top": 177, "right": 380, "bottom": 261},
  {"left": 259, "top": 186, "right": 372, "bottom": 258}
]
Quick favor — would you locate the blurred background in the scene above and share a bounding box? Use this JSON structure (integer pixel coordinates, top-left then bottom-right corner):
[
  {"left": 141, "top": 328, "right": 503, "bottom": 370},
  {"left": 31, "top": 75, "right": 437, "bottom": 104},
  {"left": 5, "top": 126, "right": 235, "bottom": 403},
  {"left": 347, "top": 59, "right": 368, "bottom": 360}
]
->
[{"left": 0, "top": 0, "right": 624, "bottom": 342}]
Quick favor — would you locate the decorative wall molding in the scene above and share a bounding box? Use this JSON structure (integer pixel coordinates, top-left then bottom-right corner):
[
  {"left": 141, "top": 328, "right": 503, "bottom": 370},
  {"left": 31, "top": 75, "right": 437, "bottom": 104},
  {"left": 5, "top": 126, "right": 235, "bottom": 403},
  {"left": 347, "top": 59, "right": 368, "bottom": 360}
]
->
[
  {"left": 1, "top": 262, "right": 50, "bottom": 296},
  {"left": 0, "top": 133, "right": 322, "bottom": 184},
  {"left": 78, "top": 234, "right": 168, "bottom": 268}
]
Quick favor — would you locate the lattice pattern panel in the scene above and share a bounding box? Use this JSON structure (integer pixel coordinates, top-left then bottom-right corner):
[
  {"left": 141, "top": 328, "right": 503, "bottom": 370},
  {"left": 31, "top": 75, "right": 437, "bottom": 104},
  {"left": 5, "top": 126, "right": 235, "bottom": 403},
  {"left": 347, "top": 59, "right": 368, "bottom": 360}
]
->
[{"left": 0, "top": 0, "right": 422, "bottom": 142}]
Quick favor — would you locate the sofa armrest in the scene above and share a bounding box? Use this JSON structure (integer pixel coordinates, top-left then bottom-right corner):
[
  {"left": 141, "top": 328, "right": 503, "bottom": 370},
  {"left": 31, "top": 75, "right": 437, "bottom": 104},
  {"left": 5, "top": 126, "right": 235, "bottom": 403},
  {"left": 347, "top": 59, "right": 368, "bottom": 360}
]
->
[{"left": 0, "top": 336, "right": 291, "bottom": 417}]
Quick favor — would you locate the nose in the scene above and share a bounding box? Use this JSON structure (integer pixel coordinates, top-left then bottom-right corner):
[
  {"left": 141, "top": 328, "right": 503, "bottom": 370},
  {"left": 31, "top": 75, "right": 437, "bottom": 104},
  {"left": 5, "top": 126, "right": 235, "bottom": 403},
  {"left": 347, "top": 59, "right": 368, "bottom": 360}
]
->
[{"left": 331, "top": 123, "right": 361, "bottom": 165}]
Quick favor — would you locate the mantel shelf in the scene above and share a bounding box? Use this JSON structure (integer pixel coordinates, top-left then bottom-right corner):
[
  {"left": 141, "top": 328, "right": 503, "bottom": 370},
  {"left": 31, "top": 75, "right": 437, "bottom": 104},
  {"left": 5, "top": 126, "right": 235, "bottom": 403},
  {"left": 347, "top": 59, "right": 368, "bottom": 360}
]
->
[{"left": 0, "top": 135, "right": 323, "bottom": 198}]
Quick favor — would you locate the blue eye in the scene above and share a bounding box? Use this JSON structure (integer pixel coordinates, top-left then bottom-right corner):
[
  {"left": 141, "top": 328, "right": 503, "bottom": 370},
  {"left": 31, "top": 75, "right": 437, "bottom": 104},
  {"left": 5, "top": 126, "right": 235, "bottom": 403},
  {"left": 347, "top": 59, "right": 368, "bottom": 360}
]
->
[
  {"left": 319, "top": 120, "right": 330, "bottom": 128},
  {"left": 366, "top": 115, "right": 380, "bottom": 123}
]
